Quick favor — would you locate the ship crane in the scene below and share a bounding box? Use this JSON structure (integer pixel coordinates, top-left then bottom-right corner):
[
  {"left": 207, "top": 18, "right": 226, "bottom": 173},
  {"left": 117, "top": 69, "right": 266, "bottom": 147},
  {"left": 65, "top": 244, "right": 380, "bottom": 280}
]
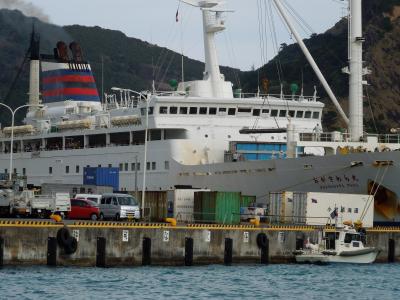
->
[{"left": 273, "top": 0, "right": 366, "bottom": 142}]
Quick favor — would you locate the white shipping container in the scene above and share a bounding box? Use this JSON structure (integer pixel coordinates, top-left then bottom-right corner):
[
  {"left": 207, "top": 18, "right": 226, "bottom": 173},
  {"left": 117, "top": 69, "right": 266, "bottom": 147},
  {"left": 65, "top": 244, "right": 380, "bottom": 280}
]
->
[
  {"left": 169, "top": 189, "right": 209, "bottom": 222},
  {"left": 292, "top": 192, "right": 374, "bottom": 228},
  {"left": 269, "top": 192, "right": 293, "bottom": 224}
]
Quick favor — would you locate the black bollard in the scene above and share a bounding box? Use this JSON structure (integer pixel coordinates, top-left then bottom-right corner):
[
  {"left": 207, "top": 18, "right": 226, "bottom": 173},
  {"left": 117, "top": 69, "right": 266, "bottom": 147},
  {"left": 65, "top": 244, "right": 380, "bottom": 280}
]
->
[
  {"left": 296, "top": 238, "right": 304, "bottom": 250},
  {"left": 388, "top": 239, "right": 395, "bottom": 263},
  {"left": 47, "top": 237, "right": 57, "bottom": 266},
  {"left": 142, "top": 237, "right": 152, "bottom": 266},
  {"left": 0, "top": 237, "right": 4, "bottom": 268},
  {"left": 260, "top": 236, "right": 269, "bottom": 265},
  {"left": 185, "top": 237, "right": 194, "bottom": 266},
  {"left": 96, "top": 237, "right": 106, "bottom": 268},
  {"left": 224, "top": 238, "right": 233, "bottom": 265}
]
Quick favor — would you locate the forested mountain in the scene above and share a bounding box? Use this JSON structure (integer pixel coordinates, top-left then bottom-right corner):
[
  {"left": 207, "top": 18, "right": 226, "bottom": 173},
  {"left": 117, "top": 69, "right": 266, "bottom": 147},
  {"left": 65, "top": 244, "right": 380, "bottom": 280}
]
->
[{"left": 1, "top": 0, "right": 400, "bottom": 132}]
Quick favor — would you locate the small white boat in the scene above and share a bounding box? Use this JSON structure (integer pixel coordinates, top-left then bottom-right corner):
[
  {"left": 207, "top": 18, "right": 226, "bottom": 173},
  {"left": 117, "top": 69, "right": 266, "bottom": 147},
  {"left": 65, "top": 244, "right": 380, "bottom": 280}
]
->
[{"left": 294, "top": 225, "right": 379, "bottom": 264}]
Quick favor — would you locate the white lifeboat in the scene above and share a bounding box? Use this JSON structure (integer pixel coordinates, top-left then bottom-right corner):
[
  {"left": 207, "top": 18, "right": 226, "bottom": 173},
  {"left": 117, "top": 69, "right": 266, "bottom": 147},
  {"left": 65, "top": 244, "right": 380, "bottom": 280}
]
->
[
  {"left": 57, "top": 119, "right": 92, "bottom": 130},
  {"left": 111, "top": 115, "right": 141, "bottom": 126},
  {"left": 3, "top": 125, "right": 35, "bottom": 135}
]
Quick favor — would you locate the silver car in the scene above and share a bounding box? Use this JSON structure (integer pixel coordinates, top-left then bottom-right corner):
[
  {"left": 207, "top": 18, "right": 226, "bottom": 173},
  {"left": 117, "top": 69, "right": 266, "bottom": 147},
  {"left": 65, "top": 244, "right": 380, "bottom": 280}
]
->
[{"left": 99, "top": 193, "right": 140, "bottom": 220}]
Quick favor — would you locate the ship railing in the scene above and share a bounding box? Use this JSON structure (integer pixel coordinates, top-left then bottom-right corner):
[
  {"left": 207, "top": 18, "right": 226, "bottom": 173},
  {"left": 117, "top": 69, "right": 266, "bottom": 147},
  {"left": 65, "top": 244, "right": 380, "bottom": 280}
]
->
[
  {"left": 236, "top": 93, "right": 318, "bottom": 102},
  {"left": 375, "top": 134, "right": 400, "bottom": 144},
  {"left": 298, "top": 132, "right": 351, "bottom": 143}
]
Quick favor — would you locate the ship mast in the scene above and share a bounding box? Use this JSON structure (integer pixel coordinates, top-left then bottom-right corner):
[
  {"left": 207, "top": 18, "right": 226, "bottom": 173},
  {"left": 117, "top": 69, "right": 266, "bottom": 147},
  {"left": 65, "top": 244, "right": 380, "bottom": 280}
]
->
[
  {"left": 181, "top": 0, "right": 233, "bottom": 98},
  {"left": 347, "top": 0, "right": 366, "bottom": 141}
]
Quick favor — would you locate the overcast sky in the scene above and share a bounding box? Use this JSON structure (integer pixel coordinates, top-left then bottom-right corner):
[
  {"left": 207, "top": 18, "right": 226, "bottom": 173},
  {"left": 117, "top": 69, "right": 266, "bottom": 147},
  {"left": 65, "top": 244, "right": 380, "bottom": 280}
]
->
[{"left": 25, "top": 0, "right": 346, "bottom": 70}]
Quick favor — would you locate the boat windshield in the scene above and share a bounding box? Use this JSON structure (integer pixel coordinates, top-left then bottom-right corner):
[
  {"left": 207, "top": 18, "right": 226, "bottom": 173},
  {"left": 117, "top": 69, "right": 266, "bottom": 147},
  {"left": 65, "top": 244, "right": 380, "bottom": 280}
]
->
[
  {"left": 118, "top": 196, "right": 138, "bottom": 206},
  {"left": 344, "top": 233, "right": 361, "bottom": 243}
]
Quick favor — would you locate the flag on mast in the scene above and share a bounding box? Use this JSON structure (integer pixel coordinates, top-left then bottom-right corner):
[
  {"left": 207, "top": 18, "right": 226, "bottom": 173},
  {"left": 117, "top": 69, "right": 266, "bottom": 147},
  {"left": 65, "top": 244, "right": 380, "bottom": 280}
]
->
[{"left": 176, "top": 0, "right": 181, "bottom": 22}]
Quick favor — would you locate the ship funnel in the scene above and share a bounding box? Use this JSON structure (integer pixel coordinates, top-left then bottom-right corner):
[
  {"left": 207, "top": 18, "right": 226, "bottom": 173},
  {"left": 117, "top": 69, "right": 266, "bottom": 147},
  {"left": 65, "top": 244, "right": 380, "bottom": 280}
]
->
[
  {"left": 69, "top": 42, "right": 84, "bottom": 62},
  {"left": 55, "top": 41, "right": 69, "bottom": 61}
]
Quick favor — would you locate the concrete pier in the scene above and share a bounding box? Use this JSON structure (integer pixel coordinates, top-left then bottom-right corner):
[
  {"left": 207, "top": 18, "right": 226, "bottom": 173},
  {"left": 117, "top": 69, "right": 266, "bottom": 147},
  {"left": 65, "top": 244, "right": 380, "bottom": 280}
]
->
[{"left": 0, "top": 221, "right": 399, "bottom": 266}]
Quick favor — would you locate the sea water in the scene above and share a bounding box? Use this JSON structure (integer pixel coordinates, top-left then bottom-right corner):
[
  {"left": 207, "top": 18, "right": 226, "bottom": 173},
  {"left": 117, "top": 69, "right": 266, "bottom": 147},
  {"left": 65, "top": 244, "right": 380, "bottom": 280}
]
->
[{"left": 0, "top": 264, "right": 399, "bottom": 299}]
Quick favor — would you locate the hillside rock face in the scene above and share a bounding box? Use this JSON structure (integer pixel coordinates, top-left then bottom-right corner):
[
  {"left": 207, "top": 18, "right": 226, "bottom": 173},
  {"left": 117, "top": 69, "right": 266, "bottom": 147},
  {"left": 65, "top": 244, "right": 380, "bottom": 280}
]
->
[{"left": 364, "top": 8, "right": 400, "bottom": 131}]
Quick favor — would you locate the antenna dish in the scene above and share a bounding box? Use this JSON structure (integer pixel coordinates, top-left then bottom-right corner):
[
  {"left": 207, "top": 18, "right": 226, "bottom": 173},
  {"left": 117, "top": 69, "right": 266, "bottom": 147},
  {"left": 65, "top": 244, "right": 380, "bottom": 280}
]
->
[{"left": 181, "top": 0, "right": 224, "bottom": 8}]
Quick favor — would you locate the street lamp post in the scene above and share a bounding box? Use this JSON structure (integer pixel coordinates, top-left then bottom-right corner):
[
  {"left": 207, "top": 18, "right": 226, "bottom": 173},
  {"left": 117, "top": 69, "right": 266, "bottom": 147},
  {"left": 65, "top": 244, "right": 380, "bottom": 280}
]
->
[
  {"left": 0, "top": 103, "right": 44, "bottom": 181},
  {"left": 141, "top": 93, "right": 150, "bottom": 220}
]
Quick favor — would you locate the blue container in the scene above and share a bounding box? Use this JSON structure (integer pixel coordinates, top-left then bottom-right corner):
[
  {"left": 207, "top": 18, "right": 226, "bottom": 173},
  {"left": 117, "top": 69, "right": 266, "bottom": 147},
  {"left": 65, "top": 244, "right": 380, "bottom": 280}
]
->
[{"left": 83, "top": 167, "right": 119, "bottom": 191}]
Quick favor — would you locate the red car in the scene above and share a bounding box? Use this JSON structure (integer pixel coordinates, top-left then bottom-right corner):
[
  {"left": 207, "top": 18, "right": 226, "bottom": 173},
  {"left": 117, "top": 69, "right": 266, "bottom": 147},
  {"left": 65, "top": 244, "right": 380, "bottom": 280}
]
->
[{"left": 69, "top": 199, "right": 100, "bottom": 220}]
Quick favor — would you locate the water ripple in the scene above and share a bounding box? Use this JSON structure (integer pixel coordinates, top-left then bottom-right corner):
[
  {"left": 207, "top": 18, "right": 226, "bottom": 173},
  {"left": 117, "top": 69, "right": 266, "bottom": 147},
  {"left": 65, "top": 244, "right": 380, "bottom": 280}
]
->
[{"left": 0, "top": 264, "right": 399, "bottom": 299}]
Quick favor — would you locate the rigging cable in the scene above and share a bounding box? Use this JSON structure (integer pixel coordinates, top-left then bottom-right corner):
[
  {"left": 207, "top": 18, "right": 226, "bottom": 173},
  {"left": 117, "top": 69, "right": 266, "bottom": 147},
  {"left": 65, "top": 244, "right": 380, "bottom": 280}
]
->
[
  {"left": 361, "top": 164, "right": 390, "bottom": 222},
  {"left": 365, "top": 85, "right": 379, "bottom": 134}
]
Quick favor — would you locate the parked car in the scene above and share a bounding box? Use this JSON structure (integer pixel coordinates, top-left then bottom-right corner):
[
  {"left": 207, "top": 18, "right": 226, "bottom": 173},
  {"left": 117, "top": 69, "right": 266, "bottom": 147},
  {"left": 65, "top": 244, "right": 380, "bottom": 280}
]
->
[
  {"left": 69, "top": 199, "right": 100, "bottom": 220},
  {"left": 100, "top": 193, "right": 140, "bottom": 220}
]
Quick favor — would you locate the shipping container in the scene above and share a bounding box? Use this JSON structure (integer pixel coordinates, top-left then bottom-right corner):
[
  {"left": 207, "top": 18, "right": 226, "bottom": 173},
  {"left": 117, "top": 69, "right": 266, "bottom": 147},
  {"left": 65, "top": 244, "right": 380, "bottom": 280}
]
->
[
  {"left": 83, "top": 167, "right": 119, "bottom": 192},
  {"left": 167, "top": 189, "right": 209, "bottom": 222},
  {"left": 194, "top": 192, "right": 241, "bottom": 225},
  {"left": 269, "top": 192, "right": 293, "bottom": 224},
  {"left": 138, "top": 191, "right": 167, "bottom": 222},
  {"left": 241, "top": 195, "right": 256, "bottom": 208},
  {"left": 292, "top": 192, "right": 374, "bottom": 227}
]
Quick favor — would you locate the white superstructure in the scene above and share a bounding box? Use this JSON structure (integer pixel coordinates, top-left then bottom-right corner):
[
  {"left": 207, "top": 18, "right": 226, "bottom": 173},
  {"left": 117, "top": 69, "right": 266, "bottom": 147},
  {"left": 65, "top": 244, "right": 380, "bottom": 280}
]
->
[{"left": 1, "top": 0, "right": 400, "bottom": 225}]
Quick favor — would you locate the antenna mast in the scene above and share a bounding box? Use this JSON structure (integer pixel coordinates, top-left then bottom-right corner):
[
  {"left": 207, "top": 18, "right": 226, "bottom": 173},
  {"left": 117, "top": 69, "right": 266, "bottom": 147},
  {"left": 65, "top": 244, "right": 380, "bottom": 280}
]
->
[{"left": 347, "top": 0, "right": 367, "bottom": 141}]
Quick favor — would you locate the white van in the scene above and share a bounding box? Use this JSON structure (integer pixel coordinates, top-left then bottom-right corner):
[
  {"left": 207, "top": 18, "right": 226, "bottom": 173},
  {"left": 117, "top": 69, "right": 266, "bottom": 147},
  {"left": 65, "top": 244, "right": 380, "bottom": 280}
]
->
[{"left": 99, "top": 193, "right": 140, "bottom": 221}]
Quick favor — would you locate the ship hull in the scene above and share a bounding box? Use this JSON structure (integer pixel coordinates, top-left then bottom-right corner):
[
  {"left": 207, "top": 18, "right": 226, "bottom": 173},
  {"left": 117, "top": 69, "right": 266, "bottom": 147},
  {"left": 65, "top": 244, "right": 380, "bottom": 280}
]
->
[{"left": 1, "top": 145, "right": 399, "bottom": 224}]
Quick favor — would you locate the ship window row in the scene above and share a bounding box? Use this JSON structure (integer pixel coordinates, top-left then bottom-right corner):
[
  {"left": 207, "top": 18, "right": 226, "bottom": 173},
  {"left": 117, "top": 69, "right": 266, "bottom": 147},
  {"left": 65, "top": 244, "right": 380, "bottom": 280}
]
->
[
  {"left": 159, "top": 106, "right": 320, "bottom": 119},
  {"left": 6, "top": 160, "right": 169, "bottom": 177},
  {"left": 0, "top": 129, "right": 187, "bottom": 154}
]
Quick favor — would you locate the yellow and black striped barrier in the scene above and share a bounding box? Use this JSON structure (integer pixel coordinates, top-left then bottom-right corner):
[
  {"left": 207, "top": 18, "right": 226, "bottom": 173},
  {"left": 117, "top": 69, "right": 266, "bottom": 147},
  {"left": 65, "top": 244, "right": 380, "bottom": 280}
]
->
[
  {"left": 0, "top": 220, "right": 62, "bottom": 228},
  {"left": 1, "top": 219, "right": 400, "bottom": 232}
]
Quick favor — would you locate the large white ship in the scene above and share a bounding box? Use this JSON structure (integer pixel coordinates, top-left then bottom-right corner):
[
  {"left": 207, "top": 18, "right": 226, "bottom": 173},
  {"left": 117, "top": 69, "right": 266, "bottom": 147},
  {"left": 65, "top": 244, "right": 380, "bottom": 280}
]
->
[{"left": 0, "top": 0, "right": 400, "bottom": 224}]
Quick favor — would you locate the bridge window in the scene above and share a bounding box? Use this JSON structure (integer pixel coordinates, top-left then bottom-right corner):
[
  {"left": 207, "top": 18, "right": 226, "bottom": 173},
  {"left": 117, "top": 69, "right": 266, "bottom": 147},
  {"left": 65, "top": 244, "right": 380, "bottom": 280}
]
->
[
  {"left": 179, "top": 107, "right": 188, "bottom": 114},
  {"left": 209, "top": 107, "right": 217, "bottom": 115},
  {"left": 313, "top": 112, "right": 320, "bottom": 119},
  {"left": 262, "top": 109, "right": 270, "bottom": 114},
  {"left": 305, "top": 111, "right": 312, "bottom": 118},
  {"left": 238, "top": 108, "right": 251, "bottom": 113},
  {"left": 228, "top": 108, "right": 236, "bottom": 115},
  {"left": 279, "top": 110, "right": 287, "bottom": 117},
  {"left": 288, "top": 110, "right": 295, "bottom": 118},
  {"left": 296, "top": 111, "right": 304, "bottom": 118},
  {"left": 170, "top": 106, "right": 178, "bottom": 114},
  {"left": 159, "top": 106, "right": 168, "bottom": 114},
  {"left": 253, "top": 109, "right": 260, "bottom": 116},
  {"left": 219, "top": 107, "right": 226, "bottom": 112},
  {"left": 199, "top": 107, "right": 208, "bottom": 115},
  {"left": 271, "top": 110, "right": 278, "bottom": 117},
  {"left": 189, "top": 107, "right": 198, "bottom": 114}
]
